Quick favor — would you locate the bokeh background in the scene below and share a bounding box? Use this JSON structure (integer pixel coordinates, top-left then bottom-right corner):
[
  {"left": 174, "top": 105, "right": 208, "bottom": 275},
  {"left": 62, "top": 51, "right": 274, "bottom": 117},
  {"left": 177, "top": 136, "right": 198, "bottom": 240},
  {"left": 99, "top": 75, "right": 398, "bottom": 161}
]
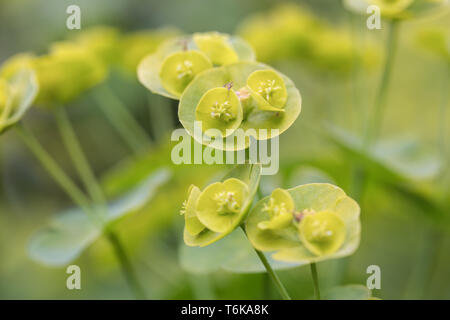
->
[{"left": 0, "top": 0, "right": 449, "bottom": 299}]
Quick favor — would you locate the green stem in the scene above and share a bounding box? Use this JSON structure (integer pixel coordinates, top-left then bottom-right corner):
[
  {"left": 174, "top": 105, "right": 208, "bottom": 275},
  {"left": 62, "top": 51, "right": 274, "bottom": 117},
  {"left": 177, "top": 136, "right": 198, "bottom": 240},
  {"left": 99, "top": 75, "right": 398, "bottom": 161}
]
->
[
  {"left": 310, "top": 263, "right": 321, "bottom": 300},
  {"left": 54, "top": 108, "right": 147, "bottom": 299},
  {"left": 93, "top": 85, "right": 151, "bottom": 154},
  {"left": 106, "top": 230, "right": 147, "bottom": 299},
  {"left": 15, "top": 124, "right": 99, "bottom": 224},
  {"left": 253, "top": 249, "right": 291, "bottom": 300},
  {"left": 54, "top": 108, "right": 106, "bottom": 211},
  {"left": 240, "top": 226, "right": 290, "bottom": 300},
  {"left": 363, "top": 20, "right": 400, "bottom": 148}
]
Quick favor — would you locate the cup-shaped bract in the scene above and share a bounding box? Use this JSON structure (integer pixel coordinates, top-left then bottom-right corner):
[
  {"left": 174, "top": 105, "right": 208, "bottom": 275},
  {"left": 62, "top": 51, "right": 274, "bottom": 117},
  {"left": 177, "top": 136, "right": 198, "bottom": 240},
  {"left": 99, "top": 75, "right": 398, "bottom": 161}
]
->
[
  {"left": 193, "top": 32, "right": 239, "bottom": 66},
  {"left": 159, "top": 50, "right": 212, "bottom": 97},
  {"left": 0, "top": 58, "right": 38, "bottom": 134},
  {"left": 343, "top": 0, "right": 449, "bottom": 20},
  {"left": 195, "top": 87, "right": 243, "bottom": 137},
  {"left": 245, "top": 183, "right": 360, "bottom": 264},
  {"left": 247, "top": 69, "right": 287, "bottom": 111},
  {"left": 137, "top": 32, "right": 255, "bottom": 100},
  {"left": 182, "top": 164, "right": 261, "bottom": 247},
  {"left": 179, "top": 62, "right": 301, "bottom": 151}
]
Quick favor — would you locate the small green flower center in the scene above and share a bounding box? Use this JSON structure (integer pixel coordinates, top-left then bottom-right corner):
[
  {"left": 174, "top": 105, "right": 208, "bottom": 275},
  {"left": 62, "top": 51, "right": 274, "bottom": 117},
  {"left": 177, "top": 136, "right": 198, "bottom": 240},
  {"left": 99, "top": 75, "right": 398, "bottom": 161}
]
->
[
  {"left": 214, "top": 191, "right": 240, "bottom": 215},
  {"left": 263, "top": 198, "right": 290, "bottom": 218},
  {"left": 257, "top": 79, "right": 281, "bottom": 101},
  {"left": 176, "top": 60, "right": 193, "bottom": 79},
  {"left": 306, "top": 217, "right": 335, "bottom": 242},
  {"left": 210, "top": 101, "right": 235, "bottom": 122}
]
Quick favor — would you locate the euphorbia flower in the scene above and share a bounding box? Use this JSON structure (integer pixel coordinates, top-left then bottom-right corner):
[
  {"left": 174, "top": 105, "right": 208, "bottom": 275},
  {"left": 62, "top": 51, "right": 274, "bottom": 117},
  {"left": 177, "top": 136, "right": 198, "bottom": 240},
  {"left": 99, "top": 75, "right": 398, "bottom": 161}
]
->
[{"left": 246, "top": 183, "right": 360, "bottom": 263}]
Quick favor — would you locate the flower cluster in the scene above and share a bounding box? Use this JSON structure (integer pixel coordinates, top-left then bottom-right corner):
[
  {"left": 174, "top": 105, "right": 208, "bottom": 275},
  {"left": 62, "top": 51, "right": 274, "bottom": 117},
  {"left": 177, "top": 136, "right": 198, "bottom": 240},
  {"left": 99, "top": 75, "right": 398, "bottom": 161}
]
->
[{"left": 245, "top": 184, "right": 360, "bottom": 263}]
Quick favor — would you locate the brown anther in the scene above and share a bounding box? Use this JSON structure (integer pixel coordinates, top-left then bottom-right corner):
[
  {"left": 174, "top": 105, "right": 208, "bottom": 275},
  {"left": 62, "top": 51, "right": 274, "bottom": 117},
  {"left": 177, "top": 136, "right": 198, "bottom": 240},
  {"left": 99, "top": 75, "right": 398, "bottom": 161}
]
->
[{"left": 223, "top": 82, "right": 233, "bottom": 90}]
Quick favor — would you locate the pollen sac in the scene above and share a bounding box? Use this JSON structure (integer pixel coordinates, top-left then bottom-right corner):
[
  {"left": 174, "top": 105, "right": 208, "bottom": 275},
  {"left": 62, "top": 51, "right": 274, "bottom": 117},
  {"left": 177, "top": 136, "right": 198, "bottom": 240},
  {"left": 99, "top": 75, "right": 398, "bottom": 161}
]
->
[
  {"left": 247, "top": 69, "right": 287, "bottom": 111},
  {"left": 258, "top": 188, "right": 294, "bottom": 230},
  {"left": 195, "top": 178, "right": 249, "bottom": 233},
  {"left": 193, "top": 32, "right": 239, "bottom": 66},
  {"left": 159, "top": 50, "right": 212, "bottom": 97},
  {"left": 195, "top": 87, "right": 243, "bottom": 137},
  {"left": 181, "top": 184, "right": 206, "bottom": 236},
  {"left": 298, "top": 210, "right": 346, "bottom": 256}
]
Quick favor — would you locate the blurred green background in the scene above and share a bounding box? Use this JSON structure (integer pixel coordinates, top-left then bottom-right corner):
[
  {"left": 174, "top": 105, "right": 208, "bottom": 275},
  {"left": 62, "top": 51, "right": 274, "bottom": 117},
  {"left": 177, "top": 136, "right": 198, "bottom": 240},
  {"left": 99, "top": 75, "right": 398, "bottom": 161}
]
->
[{"left": 0, "top": 0, "right": 449, "bottom": 299}]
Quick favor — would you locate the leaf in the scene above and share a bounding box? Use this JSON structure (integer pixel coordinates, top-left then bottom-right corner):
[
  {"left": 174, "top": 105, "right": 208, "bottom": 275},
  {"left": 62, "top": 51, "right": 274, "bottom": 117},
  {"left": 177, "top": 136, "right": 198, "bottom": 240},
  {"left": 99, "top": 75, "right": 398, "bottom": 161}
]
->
[
  {"left": 137, "top": 34, "right": 255, "bottom": 100},
  {"left": 0, "top": 68, "right": 38, "bottom": 133},
  {"left": 246, "top": 183, "right": 361, "bottom": 264},
  {"left": 183, "top": 163, "right": 262, "bottom": 247},
  {"left": 28, "top": 168, "right": 171, "bottom": 266},
  {"left": 321, "top": 284, "right": 372, "bottom": 300},
  {"left": 180, "top": 227, "right": 302, "bottom": 274},
  {"left": 179, "top": 62, "right": 302, "bottom": 151},
  {"left": 325, "top": 125, "right": 441, "bottom": 181}
]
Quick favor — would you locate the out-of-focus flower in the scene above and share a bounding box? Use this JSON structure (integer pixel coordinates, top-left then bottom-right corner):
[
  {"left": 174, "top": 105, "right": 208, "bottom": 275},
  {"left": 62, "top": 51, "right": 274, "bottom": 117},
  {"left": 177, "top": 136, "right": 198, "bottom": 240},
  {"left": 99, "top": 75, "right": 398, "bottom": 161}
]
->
[
  {"left": 416, "top": 27, "right": 450, "bottom": 62},
  {"left": 344, "top": 0, "right": 449, "bottom": 20},
  {"left": 0, "top": 56, "right": 38, "bottom": 133},
  {"left": 238, "top": 3, "right": 378, "bottom": 75},
  {"left": 119, "top": 28, "right": 180, "bottom": 74}
]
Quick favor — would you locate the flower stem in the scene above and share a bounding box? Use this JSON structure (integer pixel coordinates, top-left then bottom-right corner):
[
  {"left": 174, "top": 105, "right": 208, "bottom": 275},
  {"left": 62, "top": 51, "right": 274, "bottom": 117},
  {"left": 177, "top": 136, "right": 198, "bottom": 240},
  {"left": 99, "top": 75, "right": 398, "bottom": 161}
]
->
[
  {"left": 241, "top": 226, "right": 291, "bottom": 300},
  {"left": 253, "top": 249, "right": 291, "bottom": 300},
  {"left": 106, "top": 229, "right": 147, "bottom": 299},
  {"left": 363, "top": 19, "right": 399, "bottom": 148},
  {"left": 54, "top": 108, "right": 106, "bottom": 211},
  {"left": 93, "top": 84, "right": 152, "bottom": 154},
  {"left": 54, "top": 108, "right": 147, "bottom": 299},
  {"left": 15, "top": 123, "right": 99, "bottom": 224},
  {"left": 310, "top": 262, "right": 321, "bottom": 300}
]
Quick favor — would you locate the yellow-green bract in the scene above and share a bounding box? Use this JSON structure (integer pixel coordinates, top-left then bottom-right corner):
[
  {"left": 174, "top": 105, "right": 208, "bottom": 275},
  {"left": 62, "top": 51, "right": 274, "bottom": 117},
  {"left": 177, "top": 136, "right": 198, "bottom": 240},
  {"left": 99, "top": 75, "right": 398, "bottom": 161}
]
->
[
  {"left": 0, "top": 60, "right": 38, "bottom": 134},
  {"left": 137, "top": 31, "right": 255, "bottom": 100},
  {"left": 245, "top": 183, "right": 361, "bottom": 264},
  {"left": 179, "top": 62, "right": 301, "bottom": 151},
  {"left": 182, "top": 164, "right": 261, "bottom": 247}
]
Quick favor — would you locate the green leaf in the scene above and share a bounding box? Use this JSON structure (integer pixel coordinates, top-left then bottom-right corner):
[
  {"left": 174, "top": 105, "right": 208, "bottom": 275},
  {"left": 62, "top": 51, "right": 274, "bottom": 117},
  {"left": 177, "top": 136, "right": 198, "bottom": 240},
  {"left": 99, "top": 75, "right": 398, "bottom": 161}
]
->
[
  {"left": 180, "top": 227, "right": 301, "bottom": 274},
  {"left": 325, "top": 125, "right": 441, "bottom": 181},
  {"left": 183, "top": 163, "right": 261, "bottom": 247},
  {"left": 321, "top": 284, "right": 372, "bottom": 300},
  {"left": 0, "top": 68, "right": 38, "bottom": 134},
  {"left": 179, "top": 62, "right": 302, "bottom": 151},
  {"left": 28, "top": 168, "right": 171, "bottom": 266},
  {"left": 246, "top": 183, "right": 360, "bottom": 264}
]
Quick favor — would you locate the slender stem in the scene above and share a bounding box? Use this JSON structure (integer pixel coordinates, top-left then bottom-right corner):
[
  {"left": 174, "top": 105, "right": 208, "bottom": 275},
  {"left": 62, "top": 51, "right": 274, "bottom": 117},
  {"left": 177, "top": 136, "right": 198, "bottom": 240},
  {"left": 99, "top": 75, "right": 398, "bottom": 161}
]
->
[
  {"left": 253, "top": 249, "right": 291, "bottom": 300},
  {"left": 54, "top": 108, "right": 106, "bottom": 210},
  {"left": 310, "top": 263, "right": 321, "bottom": 300},
  {"left": 106, "top": 229, "right": 146, "bottom": 299},
  {"left": 15, "top": 124, "right": 99, "bottom": 224},
  {"left": 240, "top": 226, "right": 290, "bottom": 299},
  {"left": 93, "top": 84, "right": 151, "bottom": 154},
  {"left": 363, "top": 20, "right": 399, "bottom": 148}
]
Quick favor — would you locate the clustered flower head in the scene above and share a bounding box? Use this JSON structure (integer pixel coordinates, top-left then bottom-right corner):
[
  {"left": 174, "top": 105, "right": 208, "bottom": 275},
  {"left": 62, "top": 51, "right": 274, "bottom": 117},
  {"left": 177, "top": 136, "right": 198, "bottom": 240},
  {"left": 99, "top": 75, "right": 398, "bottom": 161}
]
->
[
  {"left": 238, "top": 3, "right": 379, "bottom": 75},
  {"left": 245, "top": 183, "right": 361, "bottom": 263},
  {"left": 139, "top": 31, "right": 302, "bottom": 151}
]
